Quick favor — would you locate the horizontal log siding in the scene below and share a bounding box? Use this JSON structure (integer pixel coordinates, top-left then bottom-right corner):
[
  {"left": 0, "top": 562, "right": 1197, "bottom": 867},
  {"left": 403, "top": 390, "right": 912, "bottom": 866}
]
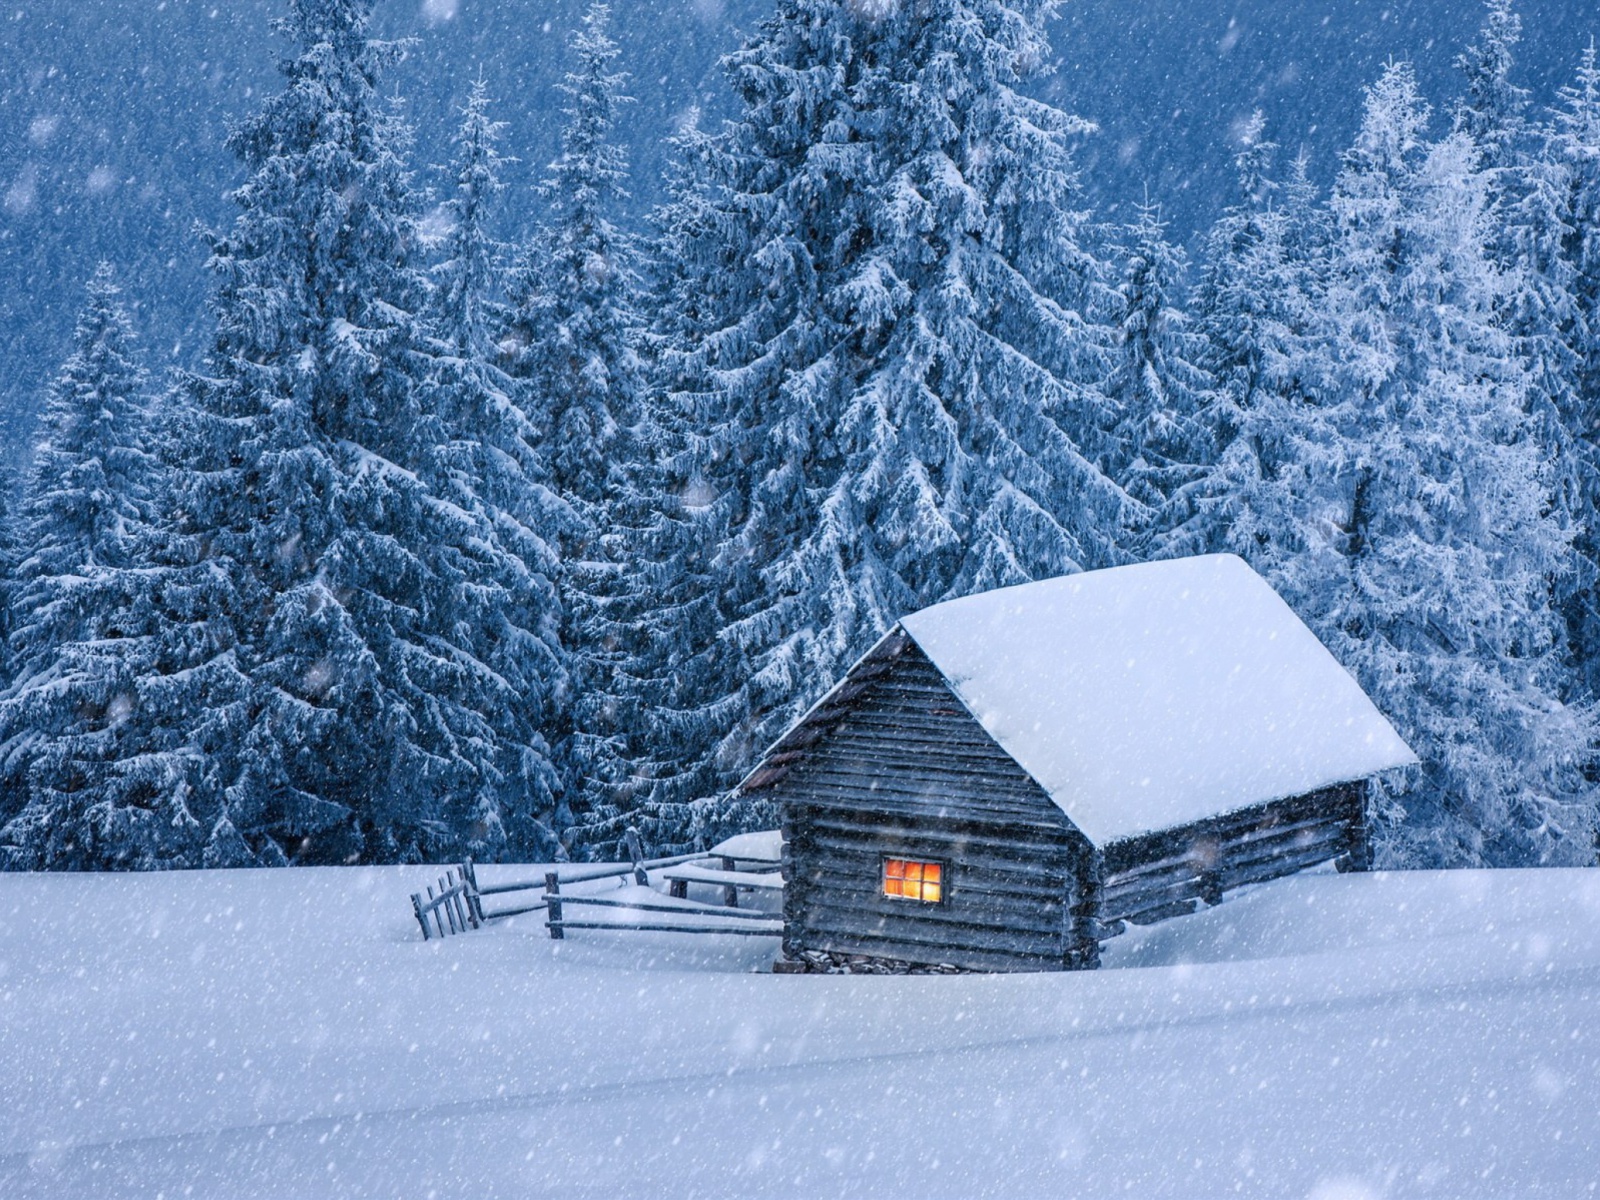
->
[
  {"left": 1100, "top": 781, "right": 1368, "bottom": 925},
  {"left": 774, "top": 644, "right": 1092, "bottom": 972},
  {"left": 783, "top": 807, "right": 1081, "bottom": 970}
]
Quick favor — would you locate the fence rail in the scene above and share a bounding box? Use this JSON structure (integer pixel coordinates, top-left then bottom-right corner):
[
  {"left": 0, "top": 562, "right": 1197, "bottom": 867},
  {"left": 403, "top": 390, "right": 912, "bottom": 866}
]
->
[
  {"left": 541, "top": 871, "right": 782, "bottom": 941},
  {"left": 408, "top": 830, "right": 785, "bottom": 943}
]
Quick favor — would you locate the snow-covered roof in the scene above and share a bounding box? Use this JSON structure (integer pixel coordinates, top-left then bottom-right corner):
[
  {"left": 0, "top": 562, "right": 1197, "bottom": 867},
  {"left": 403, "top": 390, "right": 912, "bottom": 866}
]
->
[{"left": 898, "top": 554, "right": 1417, "bottom": 845}]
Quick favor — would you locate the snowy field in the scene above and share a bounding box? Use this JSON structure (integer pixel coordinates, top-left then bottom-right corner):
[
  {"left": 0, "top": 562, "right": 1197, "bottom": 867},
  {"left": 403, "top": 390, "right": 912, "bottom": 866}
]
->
[{"left": 3, "top": 864, "right": 1599, "bottom": 1199}]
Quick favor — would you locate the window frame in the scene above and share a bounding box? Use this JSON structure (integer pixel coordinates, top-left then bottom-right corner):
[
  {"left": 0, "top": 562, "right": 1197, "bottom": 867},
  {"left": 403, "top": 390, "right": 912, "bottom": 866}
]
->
[{"left": 880, "top": 853, "right": 949, "bottom": 906}]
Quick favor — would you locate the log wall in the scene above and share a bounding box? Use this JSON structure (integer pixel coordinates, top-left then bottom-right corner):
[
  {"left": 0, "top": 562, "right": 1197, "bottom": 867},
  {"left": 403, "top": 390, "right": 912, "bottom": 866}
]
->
[
  {"left": 764, "top": 637, "right": 1099, "bottom": 972},
  {"left": 1098, "top": 781, "right": 1370, "bottom": 929}
]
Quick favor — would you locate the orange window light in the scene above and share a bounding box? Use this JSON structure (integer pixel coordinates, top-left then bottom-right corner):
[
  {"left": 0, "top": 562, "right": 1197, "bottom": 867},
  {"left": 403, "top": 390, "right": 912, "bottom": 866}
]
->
[{"left": 883, "top": 858, "right": 943, "bottom": 903}]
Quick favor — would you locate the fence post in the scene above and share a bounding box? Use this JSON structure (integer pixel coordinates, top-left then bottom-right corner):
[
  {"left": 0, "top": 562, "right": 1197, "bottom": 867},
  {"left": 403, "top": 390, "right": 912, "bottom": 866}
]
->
[
  {"left": 411, "top": 893, "right": 431, "bottom": 941},
  {"left": 625, "top": 827, "right": 648, "bottom": 886},
  {"left": 444, "top": 873, "right": 462, "bottom": 935},
  {"left": 545, "top": 872, "right": 564, "bottom": 940},
  {"left": 461, "top": 858, "right": 483, "bottom": 926}
]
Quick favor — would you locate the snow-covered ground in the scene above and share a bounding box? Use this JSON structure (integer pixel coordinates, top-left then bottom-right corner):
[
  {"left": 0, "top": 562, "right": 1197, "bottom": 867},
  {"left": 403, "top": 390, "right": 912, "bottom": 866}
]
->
[{"left": 3, "top": 864, "right": 1598, "bottom": 1198}]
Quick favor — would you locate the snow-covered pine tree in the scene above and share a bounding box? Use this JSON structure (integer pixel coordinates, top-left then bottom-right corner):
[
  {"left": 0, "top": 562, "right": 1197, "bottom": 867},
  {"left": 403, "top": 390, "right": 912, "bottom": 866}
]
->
[
  {"left": 502, "top": 3, "right": 646, "bottom": 837},
  {"left": 562, "top": 118, "right": 762, "bottom": 856},
  {"left": 1167, "top": 118, "right": 1341, "bottom": 595},
  {"left": 421, "top": 80, "right": 568, "bottom": 859},
  {"left": 1100, "top": 200, "right": 1212, "bottom": 536},
  {"left": 1320, "top": 62, "right": 1595, "bottom": 867},
  {"left": 1552, "top": 41, "right": 1600, "bottom": 414},
  {"left": 173, "top": 0, "right": 519, "bottom": 865},
  {"left": 0, "top": 267, "right": 215, "bottom": 869},
  {"left": 1449, "top": 2, "right": 1598, "bottom": 712},
  {"left": 1535, "top": 40, "right": 1600, "bottom": 698},
  {"left": 0, "top": 455, "right": 17, "bottom": 705},
  {"left": 1453, "top": 0, "right": 1530, "bottom": 173},
  {"left": 641, "top": 0, "right": 1130, "bottom": 837}
]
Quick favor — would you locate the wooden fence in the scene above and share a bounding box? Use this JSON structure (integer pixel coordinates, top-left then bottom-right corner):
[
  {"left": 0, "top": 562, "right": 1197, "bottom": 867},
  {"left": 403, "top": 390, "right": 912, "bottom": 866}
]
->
[
  {"left": 542, "top": 872, "right": 783, "bottom": 940},
  {"left": 408, "top": 840, "right": 731, "bottom": 941}
]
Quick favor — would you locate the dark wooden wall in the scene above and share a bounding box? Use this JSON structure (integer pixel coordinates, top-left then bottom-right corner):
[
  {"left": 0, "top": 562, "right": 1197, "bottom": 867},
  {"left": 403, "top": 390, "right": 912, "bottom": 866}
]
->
[
  {"left": 1099, "top": 781, "right": 1370, "bottom": 931},
  {"left": 759, "top": 635, "right": 1099, "bottom": 972}
]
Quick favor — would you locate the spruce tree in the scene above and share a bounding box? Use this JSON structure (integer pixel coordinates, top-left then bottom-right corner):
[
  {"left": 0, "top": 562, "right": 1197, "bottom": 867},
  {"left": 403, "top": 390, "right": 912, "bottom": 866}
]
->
[
  {"left": 172, "top": 0, "right": 511, "bottom": 865},
  {"left": 422, "top": 80, "right": 568, "bottom": 859},
  {"left": 1552, "top": 41, "right": 1600, "bottom": 412},
  {"left": 563, "top": 119, "right": 763, "bottom": 855},
  {"left": 1101, "top": 201, "right": 1211, "bottom": 532},
  {"left": 1539, "top": 40, "right": 1600, "bottom": 698},
  {"left": 1320, "top": 64, "right": 1595, "bottom": 867},
  {"left": 637, "top": 0, "right": 1130, "bottom": 838},
  {"left": 0, "top": 268, "right": 212, "bottom": 869},
  {"left": 1169, "top": 120, "right": 1339, "bottom": 592},
  {"left": 503, "top": 4, "right": 647, "bottom": 839},
  {"left": 1453, "top": 0, "right": 1529, "bottom": 172}
]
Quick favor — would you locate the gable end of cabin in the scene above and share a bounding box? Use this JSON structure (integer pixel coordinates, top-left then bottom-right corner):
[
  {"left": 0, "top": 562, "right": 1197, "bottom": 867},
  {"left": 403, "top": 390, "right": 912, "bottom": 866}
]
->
[{"left": 744, "top": 630, "right": 1101, "bottom": 973}]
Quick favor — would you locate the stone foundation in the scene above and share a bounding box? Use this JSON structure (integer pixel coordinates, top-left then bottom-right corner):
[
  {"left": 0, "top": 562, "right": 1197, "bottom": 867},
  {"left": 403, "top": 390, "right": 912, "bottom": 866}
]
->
[{"left": 772, "top": 949, "right": 970, "bottom": 975}]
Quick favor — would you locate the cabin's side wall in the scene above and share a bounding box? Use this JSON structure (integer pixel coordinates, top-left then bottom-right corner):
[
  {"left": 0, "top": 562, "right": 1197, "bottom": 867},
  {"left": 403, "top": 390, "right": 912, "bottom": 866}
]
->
[
  {"left": 765, "top": 641, "right": 1098, "bottom": 972},
  {"left": 1099, "top": 780, "right": 1370, "bottom": 929}
]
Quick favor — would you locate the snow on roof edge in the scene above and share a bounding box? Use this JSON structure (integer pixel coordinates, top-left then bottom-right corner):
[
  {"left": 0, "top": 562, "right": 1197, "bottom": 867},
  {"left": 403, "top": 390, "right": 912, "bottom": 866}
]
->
[{"left": 899, "top": 555, "right": 1418, "bottom": 844}]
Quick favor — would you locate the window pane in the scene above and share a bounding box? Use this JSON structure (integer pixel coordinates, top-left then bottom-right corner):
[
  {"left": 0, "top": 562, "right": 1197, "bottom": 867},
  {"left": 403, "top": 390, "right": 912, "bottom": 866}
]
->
[{"left": 883, "top": 858, "right": 945, "bottom": 902}]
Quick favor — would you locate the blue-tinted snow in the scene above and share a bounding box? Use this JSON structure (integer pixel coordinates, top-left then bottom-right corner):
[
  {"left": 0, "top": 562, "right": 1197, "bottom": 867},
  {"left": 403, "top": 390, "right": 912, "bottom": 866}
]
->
[{"left": 1, "top": 863, "right": 1597, "bottom": 1195}]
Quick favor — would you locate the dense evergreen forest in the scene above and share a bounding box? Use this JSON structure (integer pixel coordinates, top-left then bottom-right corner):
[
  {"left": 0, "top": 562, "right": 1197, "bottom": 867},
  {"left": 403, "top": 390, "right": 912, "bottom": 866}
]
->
[{"left": 2, "top": 0, "right": 1598, "bottom": 871}]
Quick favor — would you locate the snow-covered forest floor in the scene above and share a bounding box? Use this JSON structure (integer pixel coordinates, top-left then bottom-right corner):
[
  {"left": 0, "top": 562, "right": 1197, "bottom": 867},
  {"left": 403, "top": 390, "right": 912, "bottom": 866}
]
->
[{"left": 3, "top": 865, "right": 1597, "bottom": 1198}]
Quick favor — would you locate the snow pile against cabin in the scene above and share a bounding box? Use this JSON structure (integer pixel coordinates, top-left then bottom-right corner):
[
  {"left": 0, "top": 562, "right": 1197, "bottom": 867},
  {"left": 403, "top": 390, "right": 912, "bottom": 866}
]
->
[{"left": 744, "top": 555, "right": 1418, "bottom": 973}]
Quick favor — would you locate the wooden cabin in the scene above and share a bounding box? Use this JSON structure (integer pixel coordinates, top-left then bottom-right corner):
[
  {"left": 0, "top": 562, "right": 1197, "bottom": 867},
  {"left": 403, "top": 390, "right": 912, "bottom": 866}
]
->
[{"left": 740, "top": 554, "right": 1418, "bottom": 974}]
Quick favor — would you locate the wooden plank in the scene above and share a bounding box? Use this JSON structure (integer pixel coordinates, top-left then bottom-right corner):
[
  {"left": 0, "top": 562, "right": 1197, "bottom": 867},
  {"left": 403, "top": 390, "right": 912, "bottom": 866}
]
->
[
  {"left": 556, "top": 894, "right": 782, "bottom": 922},
  {"left": 796, "top": 926, "right": 1068, "bottom": 973},
  {"left": 798, "top": 894, "right": 1069, "bottom": 942},
  {"left": 481, "top": 900, "right": 548, "bottom": 920},
  {"left": 1123, "top": 899, "right": 1202, "bottom": 926},
  {"left": 659, "top": 864, "right": 785, "bottom": 890},
  {"left": 551, "top": 921, "right": 781, "bottom": 937}
]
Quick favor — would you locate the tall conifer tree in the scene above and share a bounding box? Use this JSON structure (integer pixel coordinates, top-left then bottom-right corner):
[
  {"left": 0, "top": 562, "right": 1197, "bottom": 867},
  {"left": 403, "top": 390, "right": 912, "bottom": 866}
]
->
[
  {"left": 172, "top": 0, "right": 506, "bottom": 865},
  {"left": 0, "top": 268, "right": 212, "bottom": 869},
  {"left": 1321, "top": 65, "right": 1594, "bottom": 866},
  {"left": 637, "top": 0, "right": 1130, "bottom": 838},
  {"left": 422, "top": 81, "right": 569, "bottom": 858},
  {"left": 1101, "top": 201, "right": 1211, "bottom": 530},
  {"left": 504, "top": 3, "right": 646, "bottom": 833}
]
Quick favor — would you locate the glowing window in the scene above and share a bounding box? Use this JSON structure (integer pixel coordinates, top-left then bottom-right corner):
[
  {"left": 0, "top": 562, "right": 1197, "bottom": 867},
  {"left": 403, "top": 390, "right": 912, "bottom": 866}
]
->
[{"left": 883, "top": 857, "right": 944, "bottom": 904}]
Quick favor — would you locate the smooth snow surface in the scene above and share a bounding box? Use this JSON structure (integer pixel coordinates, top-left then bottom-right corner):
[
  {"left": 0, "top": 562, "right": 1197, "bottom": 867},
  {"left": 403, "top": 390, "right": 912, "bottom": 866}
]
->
[
  {"left": 3, "top": 865, "right": 1599, "bottom": 1198},
  {"left": 901, "top": 554, "right": 1418, "bottom": 843}
]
